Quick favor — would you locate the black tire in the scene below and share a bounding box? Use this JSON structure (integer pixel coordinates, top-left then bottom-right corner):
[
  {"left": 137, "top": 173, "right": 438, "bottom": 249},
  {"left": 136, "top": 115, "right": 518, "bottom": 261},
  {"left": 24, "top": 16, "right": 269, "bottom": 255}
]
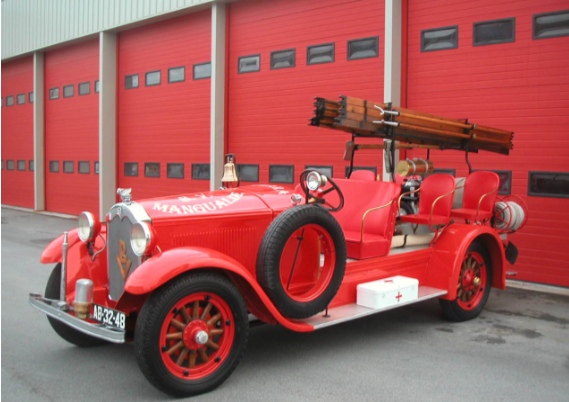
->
[
  {"left": 439, "top": 241, "right": 493, "bottom": 322},
  {"left": 134, "top": 272, "right": 248, "bottom": 397},
  {"left": 257, "top": 204, "right": 347, "bottom": 319},
  {"left": 45, "top": 264, "right": 107, "bottom": 347}
]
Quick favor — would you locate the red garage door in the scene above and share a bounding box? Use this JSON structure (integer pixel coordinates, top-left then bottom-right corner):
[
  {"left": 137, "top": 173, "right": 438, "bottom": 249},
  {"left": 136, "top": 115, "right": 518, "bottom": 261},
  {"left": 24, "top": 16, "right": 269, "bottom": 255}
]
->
[
  {"left": 406, "top": 1, "right": 569, "bottom": 286},
  {"left": 227, "top": 0, "right": 386, "bottom": 185},
  {"left": 1, "top": 57, "right": 34, "bottom": 209},
  {"left": 45, "top": 40, "right": 99, "bottom": 216},
  {"left": 118, "top": 10, "right": 211, "bottom": 200}
]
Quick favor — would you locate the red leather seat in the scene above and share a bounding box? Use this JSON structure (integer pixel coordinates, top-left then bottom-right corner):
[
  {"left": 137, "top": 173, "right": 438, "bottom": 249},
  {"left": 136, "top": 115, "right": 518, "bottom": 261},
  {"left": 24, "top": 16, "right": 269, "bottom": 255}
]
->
[
  {"left": 399, "top": 173, "right": 455, "bottom": 229},
  {"left": 349, "top": 170, "right": 376, "bottom": 181},
  {"left": 327, "top": 179, "right": 401, "bottom": 259},
  {"left": 451, "top": 171, "right": 500, "bottom": 222}
]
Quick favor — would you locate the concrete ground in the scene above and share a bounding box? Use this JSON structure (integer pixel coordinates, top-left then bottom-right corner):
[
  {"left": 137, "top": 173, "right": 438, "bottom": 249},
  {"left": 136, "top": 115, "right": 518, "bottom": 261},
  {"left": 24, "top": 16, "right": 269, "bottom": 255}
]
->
[{"left": 2, "top": 207, "right": 568, "bottom": 402}]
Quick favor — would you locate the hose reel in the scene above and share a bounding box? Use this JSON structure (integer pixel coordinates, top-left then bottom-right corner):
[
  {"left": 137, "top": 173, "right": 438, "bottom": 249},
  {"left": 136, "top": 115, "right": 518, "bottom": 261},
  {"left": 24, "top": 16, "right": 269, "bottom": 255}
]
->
[{"left": 494, "top": 197, "right": 527, "bottom": 232}]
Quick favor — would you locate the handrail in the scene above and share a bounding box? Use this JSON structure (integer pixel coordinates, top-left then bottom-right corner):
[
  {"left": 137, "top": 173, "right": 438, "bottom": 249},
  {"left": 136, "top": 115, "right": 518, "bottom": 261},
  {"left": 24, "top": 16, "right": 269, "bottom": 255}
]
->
[
  {"left": 430, "top": 189, "right": 456, "bottom": 222},
  {"left": 476, "top": 187, "right": 499, "bottom": 217},
  {"left": 360, "top": 200, "right": 394, "bottom": 243}
]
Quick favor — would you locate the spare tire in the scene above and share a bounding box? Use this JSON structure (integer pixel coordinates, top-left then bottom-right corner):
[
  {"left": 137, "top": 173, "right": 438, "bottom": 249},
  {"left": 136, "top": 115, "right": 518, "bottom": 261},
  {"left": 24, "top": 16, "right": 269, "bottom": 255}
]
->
[{"left": 257, "top": 205, "right": 346, "bottom": 319}]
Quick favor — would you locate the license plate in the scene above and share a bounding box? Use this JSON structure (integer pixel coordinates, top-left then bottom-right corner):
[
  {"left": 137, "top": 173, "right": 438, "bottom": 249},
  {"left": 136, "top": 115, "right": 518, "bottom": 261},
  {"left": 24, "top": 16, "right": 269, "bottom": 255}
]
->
[{"left": 92, "top": 304, "right": 126, "bottom": 330}]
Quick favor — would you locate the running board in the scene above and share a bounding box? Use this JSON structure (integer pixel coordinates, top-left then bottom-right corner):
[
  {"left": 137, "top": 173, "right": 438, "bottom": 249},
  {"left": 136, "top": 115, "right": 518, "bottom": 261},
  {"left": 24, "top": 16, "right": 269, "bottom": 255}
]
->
[{"left": 300, "top": 286, "right": 448, "bottom": 330}]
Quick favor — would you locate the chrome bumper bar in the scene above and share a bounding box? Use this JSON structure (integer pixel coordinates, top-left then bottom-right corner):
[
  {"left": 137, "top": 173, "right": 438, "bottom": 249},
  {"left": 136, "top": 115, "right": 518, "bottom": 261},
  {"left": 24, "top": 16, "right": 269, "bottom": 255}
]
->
[{"left": 29, "top": 293, "right": 125, "bottom": 344}]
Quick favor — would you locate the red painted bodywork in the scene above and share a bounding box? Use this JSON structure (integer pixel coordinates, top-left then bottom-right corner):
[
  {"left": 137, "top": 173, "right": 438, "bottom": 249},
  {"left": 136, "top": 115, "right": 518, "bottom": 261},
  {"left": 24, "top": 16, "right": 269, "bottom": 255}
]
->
[{"left": 40, "top": 181, "right": 507, "bottom": 333}]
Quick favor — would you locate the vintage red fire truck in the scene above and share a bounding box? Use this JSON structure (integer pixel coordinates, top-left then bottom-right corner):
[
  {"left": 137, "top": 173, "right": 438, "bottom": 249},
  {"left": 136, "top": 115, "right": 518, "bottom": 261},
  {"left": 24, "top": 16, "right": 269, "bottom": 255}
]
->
[{"left": 29, "top": 98, "right": 527, "bottom": 397}]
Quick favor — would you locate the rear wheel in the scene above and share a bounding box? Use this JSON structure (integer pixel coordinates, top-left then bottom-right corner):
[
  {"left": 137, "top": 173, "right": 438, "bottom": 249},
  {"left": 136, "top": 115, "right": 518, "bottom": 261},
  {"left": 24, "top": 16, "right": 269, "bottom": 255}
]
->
[
  {"left": 134, "top": 272, "right": 248, "bottom": 397},
  {"left": 45, "top": 264, "right": 107, "bottom": 347},
  {"left": 439, "top": 242, "right": 492, "bottom": 321}
]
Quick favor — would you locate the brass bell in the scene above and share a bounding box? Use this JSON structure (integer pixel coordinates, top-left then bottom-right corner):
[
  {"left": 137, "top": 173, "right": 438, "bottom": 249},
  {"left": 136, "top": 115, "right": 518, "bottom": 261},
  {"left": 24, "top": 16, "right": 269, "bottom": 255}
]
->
[{"left": 221, "top": 153, "right": 240, "bottom": 189}]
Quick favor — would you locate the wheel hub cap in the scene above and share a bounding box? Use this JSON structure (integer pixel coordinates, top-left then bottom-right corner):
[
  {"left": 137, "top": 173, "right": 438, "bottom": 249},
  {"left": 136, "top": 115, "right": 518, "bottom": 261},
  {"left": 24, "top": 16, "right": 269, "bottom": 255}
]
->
[{"left": 183, "top": 321, "right": 210, "bottom": 350}]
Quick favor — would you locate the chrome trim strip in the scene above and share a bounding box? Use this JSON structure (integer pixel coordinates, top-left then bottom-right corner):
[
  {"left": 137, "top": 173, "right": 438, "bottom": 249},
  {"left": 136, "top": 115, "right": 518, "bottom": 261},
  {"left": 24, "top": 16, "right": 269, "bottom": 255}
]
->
[
  {"left": 300, "top": 286, "right": 448, "bottom": 330},
  {"left": 29, "top": 293, "right": 125, "bottom": 344}
]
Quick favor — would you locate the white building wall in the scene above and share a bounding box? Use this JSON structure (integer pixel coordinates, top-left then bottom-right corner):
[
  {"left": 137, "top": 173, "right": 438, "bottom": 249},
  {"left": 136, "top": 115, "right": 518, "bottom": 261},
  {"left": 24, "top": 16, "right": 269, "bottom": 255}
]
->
[{"left": 1, "top": 0, "right": 215, "bottom": 60}]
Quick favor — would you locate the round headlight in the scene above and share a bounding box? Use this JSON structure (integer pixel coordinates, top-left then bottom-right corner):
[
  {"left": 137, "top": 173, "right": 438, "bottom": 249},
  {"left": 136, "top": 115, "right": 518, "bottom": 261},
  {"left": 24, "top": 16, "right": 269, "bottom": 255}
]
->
[
  {"left": 131, "top": 222, "right": 156, "bottom": 257},
  {"left": 77, "top": 212, "right": 101, "bottom": 243},
  {"left": 306, "top": 171, "right": 327, "bottom": 191}
]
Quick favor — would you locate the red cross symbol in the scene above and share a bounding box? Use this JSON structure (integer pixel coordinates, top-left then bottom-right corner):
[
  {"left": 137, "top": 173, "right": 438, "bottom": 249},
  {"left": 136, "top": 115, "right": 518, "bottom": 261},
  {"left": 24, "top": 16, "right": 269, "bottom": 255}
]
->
[{"left": 395, "top": 291, "right": 402, "bottom": 302}]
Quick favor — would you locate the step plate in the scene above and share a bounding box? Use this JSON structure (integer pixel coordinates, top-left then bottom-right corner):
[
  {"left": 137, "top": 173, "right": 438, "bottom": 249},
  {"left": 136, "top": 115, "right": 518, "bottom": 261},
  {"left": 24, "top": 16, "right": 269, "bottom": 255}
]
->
[{"left": 299, "top": 286, "right": 448, "bottom": 330}]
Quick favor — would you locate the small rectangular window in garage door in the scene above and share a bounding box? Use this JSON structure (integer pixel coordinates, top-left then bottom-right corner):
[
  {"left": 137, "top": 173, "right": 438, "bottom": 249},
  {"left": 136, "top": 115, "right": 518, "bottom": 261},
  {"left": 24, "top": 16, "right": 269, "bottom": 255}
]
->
[
  {"left": 29, "top": 92, "right": 34, "bottom": 103},
  {"left": 17, "top": 93, "right": 26, "bottom": 105},
  {"left": 271, "top": 49, "right": 295, "bottom": 69},
  {"left": 78, "top": 161, "right": 90, "bottom": 174},
  {"left": 145, "top": 71, "right": 161, "bottom": 86},
  {"left": 237, "top": 164, "right": 259, "bottom": 182},
  {"left": 473, "top": 18, "right": 515, "bottom": 46},
  {"left": 125, "top": 74, "right": 139, "bottom": 89},
  {"left": 167, "top": 163, "right": 184, "bottom": 179},
  {"left": 306, "top": 165, "right": 333, "bottom": 177},
  {"left": 238, "top": 55, "right": 260, "bottom": 73},
  {"left": 17, "top": 160, "right": 26, "bottom": 171},
  {"left": 421, "top": 26, "right": 459, "bottom": 52},
  {"left": 63, "top": 161, "right": 74, "bottom": 173},
  {"left": 79, "top": 82, "right": 90, "bottom": 95},
  {"left": 348, "top": 37, "right": 379, "bottom": 60},
  {"left": 49, "top": 88, "right": 59, "bottom": 99},
  {"left": 6, "top": 95, "right": 14, "bottom": 106},
  {"left": 533, "top": 10, "right": 569, "bottom": 39},
  {"left": 7, "top": 160, "right": 15, "bottom": 170},
  {"left": 194, "top": 62, "right": 211, "bottom": 80},
  {"left": 307, "top": 43, "right": 335, "bottom": 65},
  {"left": 145, "top": 162, "right": 160, "bottom": 177},
  {"left": 63, "top": 85, "right": 74, "bottom": 98},
  {"left": 192, "top": 164, "right": 210, "bottom": 180},
  {"left": 168, "top": 67, "right": 185, "bottom": 83},
  {"left": 124, "top": 162, "right": 138, "bottom": 176},
  {"left": 270, "top": 165, "right": 294, "bottom": 183},
  {"left": 49, "top": 161, "right": 59, "bottom": 173},
  {"left": 528, "top": 171, "right": 569, "bottom": 198},
  {"left": 29, "top": 160, "right": 34, "bottom": 171}
]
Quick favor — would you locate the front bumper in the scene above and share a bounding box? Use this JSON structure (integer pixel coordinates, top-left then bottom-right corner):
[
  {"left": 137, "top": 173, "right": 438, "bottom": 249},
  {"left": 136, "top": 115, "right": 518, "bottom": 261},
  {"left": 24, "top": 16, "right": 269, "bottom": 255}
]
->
[{"left": 29, "top": 293, "right": 125, "bottom": 344}]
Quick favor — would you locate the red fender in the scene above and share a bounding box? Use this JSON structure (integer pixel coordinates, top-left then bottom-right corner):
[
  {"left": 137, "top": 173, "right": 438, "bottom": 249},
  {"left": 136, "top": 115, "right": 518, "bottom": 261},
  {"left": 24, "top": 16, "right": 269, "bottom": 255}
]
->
[
  {"left": 124, "top": 247, "right": 313, "bottom": 332},
  {"left": 427, "top": 224, "right": 506, "bottom": 300},
  {"left": 40, "top": 229, "right": 82, "bottom": 263}
]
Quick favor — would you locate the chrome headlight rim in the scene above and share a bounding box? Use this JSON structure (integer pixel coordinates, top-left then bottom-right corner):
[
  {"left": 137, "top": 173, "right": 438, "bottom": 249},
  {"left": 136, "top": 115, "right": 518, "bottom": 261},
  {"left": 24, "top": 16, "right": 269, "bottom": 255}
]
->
[
  {"left": 78, "top": 211, "right": 100, "bottom": 243},
  {"left": 130, "top": 221, "right": 154, "bottom": 257},
  {"left": 306, "top": 171, "right": 327, "bottom": 191}
]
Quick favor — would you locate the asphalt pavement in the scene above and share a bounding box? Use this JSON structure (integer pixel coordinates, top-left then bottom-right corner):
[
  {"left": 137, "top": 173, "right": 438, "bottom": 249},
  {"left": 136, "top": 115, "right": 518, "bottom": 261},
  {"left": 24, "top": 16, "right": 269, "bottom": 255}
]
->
[{"left": 2, "top": 206, "right": 568, "bottom": 402}]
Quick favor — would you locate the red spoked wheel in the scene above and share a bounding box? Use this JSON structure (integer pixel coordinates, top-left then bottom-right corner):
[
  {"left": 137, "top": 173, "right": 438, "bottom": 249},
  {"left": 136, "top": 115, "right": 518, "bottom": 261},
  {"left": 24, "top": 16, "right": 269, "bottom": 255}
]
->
[
  {"left": 456, "top": 251, "right": 488, "bottom": 311},
  {"left": 135, "top": 273, "right": 248, "bottom": 397},
  {"left": 278, "top": 223, "right": 337, "bottom": 303},
  {"left": 440, "top": 241, "right": 492, "bottom": 322},
  {"left": 159, "top": 292, "right": 235, "bottom": 380}
]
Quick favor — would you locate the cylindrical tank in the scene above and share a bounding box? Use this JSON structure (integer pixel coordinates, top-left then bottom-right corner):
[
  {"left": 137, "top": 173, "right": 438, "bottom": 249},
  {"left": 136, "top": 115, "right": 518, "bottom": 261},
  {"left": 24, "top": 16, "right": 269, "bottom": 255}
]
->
[{"left": 396, "top": 158, "right": 434, "bottom": 176}]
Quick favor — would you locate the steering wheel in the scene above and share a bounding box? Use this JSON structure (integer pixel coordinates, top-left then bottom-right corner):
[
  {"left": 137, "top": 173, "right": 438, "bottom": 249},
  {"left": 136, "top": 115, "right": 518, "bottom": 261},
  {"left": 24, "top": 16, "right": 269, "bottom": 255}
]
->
[{"left": 299, "top": 170, "right": 345, "bottom": 212}]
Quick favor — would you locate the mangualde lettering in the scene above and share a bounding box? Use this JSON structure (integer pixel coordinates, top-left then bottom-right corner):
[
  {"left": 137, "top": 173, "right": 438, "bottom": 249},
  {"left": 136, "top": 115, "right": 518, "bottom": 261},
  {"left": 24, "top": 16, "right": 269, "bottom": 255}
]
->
[{"left": 153, "top": 193, "right": 243, "bottom": 215}]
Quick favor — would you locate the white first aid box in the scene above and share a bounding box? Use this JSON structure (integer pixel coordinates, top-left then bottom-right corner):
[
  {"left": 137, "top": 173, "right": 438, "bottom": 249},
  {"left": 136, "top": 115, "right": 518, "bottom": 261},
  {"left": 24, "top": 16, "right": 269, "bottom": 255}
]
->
[{"left": 357, "top": 276, "right": 419, "bottom": 309}]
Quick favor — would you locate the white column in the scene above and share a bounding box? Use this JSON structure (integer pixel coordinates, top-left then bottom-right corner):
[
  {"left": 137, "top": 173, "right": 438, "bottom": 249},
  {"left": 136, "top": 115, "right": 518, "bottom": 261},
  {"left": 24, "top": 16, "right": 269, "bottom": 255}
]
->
[
  {"left": 99, "top": 31, "right": 117, "bottom": 218},
  {"left": 383, "top": 0, "right": 403, "bottom": 181},
  {"left": 210, "top": 3, "right": 227, "bottom": 190},
  {"left": 33, "top": 51, "right": 45, "bottom": 211}
]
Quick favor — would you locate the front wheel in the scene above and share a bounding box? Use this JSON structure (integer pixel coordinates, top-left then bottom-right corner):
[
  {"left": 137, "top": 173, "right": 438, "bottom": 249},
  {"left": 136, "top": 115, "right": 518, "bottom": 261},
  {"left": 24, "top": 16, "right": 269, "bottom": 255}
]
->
[
  {"left": 439, "top": 242, "right": 492, "bottom": 322},
  {"left": 134, "top": 272, "right": 248, "bottom": 397}
]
